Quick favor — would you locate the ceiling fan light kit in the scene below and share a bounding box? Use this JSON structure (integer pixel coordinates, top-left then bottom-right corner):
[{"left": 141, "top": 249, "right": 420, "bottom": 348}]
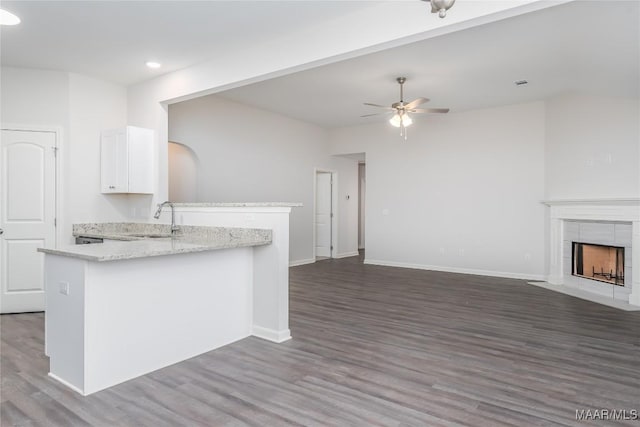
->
[
  {"left": 389, "top": 112, "right": 412, "bottom": 128},
  {"left": 422, "top": 0, "right": 456, "bottom": 18},
  {"left": 362, "top": 77, "right": 450, "bottom": 141},
  {"left": 0, "top": 8, "right": 21, "bottom": 25}
]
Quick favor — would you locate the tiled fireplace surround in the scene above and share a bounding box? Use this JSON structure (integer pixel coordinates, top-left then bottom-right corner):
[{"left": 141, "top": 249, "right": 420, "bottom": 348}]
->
[{"left": 545, "top": 199, "right": 640, "bottom": 307}]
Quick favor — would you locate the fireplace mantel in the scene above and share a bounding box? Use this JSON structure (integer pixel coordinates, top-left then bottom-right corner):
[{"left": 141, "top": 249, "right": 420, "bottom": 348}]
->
[
  {"left": 542, "top": 198, "right": 640, "bottom": 206},
  {"left": 542, "top": 198, "right": 640, "bottom": 221},
  {"left": 543, "top": 198, "right": 640, "bottom": 307}
]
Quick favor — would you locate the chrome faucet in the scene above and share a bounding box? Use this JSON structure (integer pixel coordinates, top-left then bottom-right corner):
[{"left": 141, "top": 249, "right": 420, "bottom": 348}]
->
[{"left": 153, "top": 201, "right": 179, "bottom": 234}]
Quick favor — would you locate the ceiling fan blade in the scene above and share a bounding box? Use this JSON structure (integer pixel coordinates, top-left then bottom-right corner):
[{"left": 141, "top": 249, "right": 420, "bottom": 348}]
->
[
  {"left": 409, "top": 108, "right": 450, "bottom": 114},
  {"left": 360, "top": 113, "right": 387, "bottom": 118},
  {"left": 363, "top": 102, "right": 394, "bottom": 110},
  {"left": 403, "top": 97, "right": 430, "bottom": 109}
]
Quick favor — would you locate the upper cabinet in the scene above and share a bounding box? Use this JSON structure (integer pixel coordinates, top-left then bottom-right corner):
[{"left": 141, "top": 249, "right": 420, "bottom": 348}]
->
[{"left": 101, "top": 126, "right": 155, "bottom": 194}]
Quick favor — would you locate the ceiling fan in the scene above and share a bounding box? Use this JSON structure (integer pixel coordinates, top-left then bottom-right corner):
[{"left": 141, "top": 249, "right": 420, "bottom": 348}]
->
[{"left": 362, "top": 77, "right": 449, "bottom": 140}]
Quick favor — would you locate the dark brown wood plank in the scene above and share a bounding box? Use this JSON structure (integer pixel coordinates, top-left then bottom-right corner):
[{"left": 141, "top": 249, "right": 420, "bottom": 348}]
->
[{"left": 2, "top": 252, "right": 639, "bottom": 426}]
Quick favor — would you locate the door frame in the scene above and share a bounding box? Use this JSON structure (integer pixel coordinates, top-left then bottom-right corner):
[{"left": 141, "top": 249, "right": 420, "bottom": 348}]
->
[
  {"left": 358, "top": 162, "right": 366, "bottom": 250},
  {"left": 1, "top": 124, "right": 63, "bottom": 247},
  {"left": 313, "top": 168, "right": 337, "bottom": 260}
]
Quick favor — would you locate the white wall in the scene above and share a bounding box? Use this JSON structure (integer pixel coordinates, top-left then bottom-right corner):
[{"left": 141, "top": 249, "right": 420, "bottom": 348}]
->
[
  {"left": 2, "top": 67, "right": 71, "bottom": 242},
  {"left": 68, "top": 73, "right": 132, "bottom": 235},
  {"left": 126, "top": 1, "right": 548, "bottom": 217},
  {"left": 168, "top": 95, "right": 359, "bottom": 263},
  {"left": 125, "top": 2, "right": 557, "bottom": 267},
  {"left": 0, "top": 65, "right": 361, "bottom": 260},
  {"left": 1, "top": 67, "right": 130, "bottom": 244},
  {"left": 330, "top": 102, "right": 547, "bottom": 279},
  {"left": 1, "top": 67, "right": 69, "bottom": 126},
  {"left": 545, "top": 94, "right": 640, "bottom": 199},
  {"left": 168, "top": 142, "right": 199, "bottom": 202}
]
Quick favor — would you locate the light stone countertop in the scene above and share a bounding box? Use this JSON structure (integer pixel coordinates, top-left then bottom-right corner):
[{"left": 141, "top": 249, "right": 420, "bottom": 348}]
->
[
  {"left": 73, "top": 222, "right": 178, "bottom": 241},
  {"left": 38, "top": 223, "right": 272, "bottom": 262}
]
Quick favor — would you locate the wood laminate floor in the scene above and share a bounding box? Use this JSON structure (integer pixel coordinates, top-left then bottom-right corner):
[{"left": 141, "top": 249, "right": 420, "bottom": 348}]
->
[{"left": 2, "top": 253, "right": 639, "bottom": 426}]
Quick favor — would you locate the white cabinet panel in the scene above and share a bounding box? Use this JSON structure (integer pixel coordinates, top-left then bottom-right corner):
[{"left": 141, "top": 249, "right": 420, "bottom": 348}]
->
[
  {"left": 100, "top": 129, "right": 128, "bottom": 193},
  {"left": 101, "top": 126, "right": 154, "bottom": 194}
]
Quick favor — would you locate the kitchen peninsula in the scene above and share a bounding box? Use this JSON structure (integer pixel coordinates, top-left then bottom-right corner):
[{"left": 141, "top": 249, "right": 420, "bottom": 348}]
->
[{"left": 38, "top": 215, "right": 290, "bottom": 396}]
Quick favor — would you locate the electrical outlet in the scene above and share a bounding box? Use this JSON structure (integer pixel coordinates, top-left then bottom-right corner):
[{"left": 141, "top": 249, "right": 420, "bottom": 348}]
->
[{"left": 59, "top": 282, "right": 70, "bottom": 296}]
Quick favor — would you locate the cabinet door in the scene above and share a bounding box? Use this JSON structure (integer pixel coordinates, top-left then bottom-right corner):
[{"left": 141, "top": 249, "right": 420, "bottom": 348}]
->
[
  {"left": 101, "top": 129, "right": 128, "bottom": 193},
  {"left": 126, "top": 126, "right": 154, "bottom": 194}
]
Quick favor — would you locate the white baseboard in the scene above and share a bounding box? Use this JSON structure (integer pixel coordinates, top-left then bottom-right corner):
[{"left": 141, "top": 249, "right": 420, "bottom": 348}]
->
[
  {"left": 334, "top": 251, "right": 360, "bottom": 259},
  {"left": 289, "top": 258, "right": 315, "bottom": 267},
  {"left": 252, "top": 326, "right": 292, "bottom": 343},
  {"left": 364, "top": 259, "right": 545, "bottom": 282},
  {"left": 630, "top": 291, "right": 640, "bottom": 306},
  {"left": 48, "top": 372, "right": 86, "bottom": 396}
]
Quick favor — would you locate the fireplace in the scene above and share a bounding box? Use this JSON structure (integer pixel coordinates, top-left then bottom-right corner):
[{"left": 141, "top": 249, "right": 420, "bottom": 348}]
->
[
  {"left": 572, "top": 242, "right": 625, "bottom": 286},
  {"left": 543, "top": 198, "right": 639, "bottom": 307}
]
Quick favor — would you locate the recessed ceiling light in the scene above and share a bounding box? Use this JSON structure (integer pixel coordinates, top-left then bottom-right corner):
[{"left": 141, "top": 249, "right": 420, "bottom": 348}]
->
[
  {"left": 145, "top": 61, "right": 161, "bottom": 69},
  {"left": 514, "top": 80, "right": 529, "bottom": 86},
  {"left": 0, "top": 9, "right": 21, "bottom": 26}
]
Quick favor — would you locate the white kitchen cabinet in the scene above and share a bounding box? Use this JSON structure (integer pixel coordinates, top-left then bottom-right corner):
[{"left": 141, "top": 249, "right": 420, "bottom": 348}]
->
[{"left": 101, "top": 126, "right": 155, "bottom": 194}]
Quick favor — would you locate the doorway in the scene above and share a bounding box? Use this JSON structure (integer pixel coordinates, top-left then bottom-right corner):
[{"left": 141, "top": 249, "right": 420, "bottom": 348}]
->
[
  {"left": 314, "top": 170, "right": 335, "bottom": 260},
  {"left": 1, "top": 129, "right": 58, "bottom": 313},
  {"left": 358, "top": 162, "right": 366, "bottom": 250}
]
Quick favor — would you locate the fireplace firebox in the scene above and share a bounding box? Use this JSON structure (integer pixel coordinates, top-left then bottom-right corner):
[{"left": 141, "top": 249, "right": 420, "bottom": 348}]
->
[{"left": 572, "top": 242, "right": 625, "bottom": 286}]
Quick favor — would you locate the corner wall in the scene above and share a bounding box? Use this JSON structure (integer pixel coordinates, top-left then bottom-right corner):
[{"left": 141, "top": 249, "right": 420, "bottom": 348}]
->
[
  {"left": 168, "top": 95, "right": 360, "bottom": 262},
  {"left": 1, "top": 67, "right": 131, "bottom": 244},
  {"left": 329, "top": 101, "right": 547, "bottom": 279},
  {"left": 545, "top": 94, "right": 640, "bottom": 199},
  {"left": 68, "top": 73, "right": 133, "bottom": 232},
  {"left": 125, "top": 1, "right": 551, "bottom": 229},
  {"left": 124, "top": 1, "right": 561, "bottom": 267}
]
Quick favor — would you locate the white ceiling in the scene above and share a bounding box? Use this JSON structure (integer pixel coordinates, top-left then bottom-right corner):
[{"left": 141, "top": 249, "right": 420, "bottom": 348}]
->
[
  {"left": 214, "top": 0, "right": 639, "bottom": 127},
  {"left": 0, "top": 1, "right": 376, "bottom": 85},
  {"left": 2, "top": 1, "right": 637, "bottom": 129}
]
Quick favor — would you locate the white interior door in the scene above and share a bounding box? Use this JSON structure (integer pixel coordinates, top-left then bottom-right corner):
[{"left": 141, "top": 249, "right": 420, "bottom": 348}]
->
[
  {"left": 1, "top": 129, "right": 56, "bottom": 313},
  {"left": 315, "top": 172, "right": 332, "bottom": 258}
]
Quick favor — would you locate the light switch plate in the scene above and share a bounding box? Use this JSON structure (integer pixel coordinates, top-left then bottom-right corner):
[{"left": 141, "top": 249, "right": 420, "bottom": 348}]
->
[{"left": 59, "top": 282, "right": 70, "bottom": 296}]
